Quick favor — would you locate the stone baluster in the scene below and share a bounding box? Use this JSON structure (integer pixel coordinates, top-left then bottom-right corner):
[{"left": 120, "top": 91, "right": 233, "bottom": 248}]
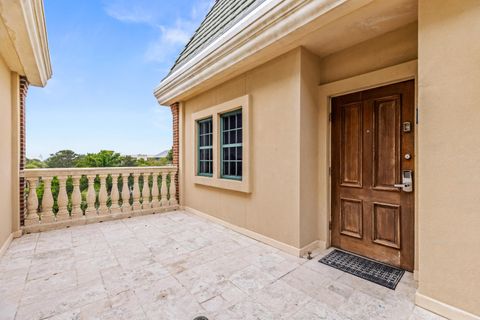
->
[
  {"left": 85, "top": 174, "right": 97, "bottom": 217},
  {"left": 151, "top": 172, "right": 160, "bottom": 208},
  {"left": 71, "top": 175, "right": 82, "bottom": 218},
  {"left": 169, "top": 172, "right": 178, "bottom": 206},
  {"left": 41, "top": 176, "right": 55, "bottom": 223},
  {"left": 121, "top": 173, "right": 131, "bottom": 212},
  {"left": 98, "top": 174, "right": 108, "bottom": 214},
  {"left": 25, "top": 177, "right": 39, "bottom": 225},
  {"left": 141, "top": 173, "right": 151, "bottom": 209},
  {"left": 160, "top": 172, "right": 168, "bottom": 206},
  {"left": 132, "top": 173, "right": 141, "bottom": 211},
  {"left": 110, "top": 174, "right": 120, "bottom": 213},
  {"left": 56, "top": 176, "right": 69, "bottom": 221}
]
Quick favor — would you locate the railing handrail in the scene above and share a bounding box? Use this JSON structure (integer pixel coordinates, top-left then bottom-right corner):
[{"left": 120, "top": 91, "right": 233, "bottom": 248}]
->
[
  {"left": 22, "top": 165, "right": 179, "bottom": 232},
  {"left": 23, "top": 166, "right": 177, "bottom": 177}
]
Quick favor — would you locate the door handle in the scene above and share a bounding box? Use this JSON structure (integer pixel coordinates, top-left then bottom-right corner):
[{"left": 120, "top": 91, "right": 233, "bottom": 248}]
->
[{"left": 394, "top": 170, "right": 413, "bottom": 192}]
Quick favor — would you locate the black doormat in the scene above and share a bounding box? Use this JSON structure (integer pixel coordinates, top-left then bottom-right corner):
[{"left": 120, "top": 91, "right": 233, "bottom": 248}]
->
[{"left": 319, "top": 249, "right": 405, "bottom": 290}]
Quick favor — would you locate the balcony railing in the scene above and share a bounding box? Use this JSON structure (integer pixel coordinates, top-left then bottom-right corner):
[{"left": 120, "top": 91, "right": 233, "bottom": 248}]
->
[{"left": 22, "top": 166, "right": 178, "bottom": 232}]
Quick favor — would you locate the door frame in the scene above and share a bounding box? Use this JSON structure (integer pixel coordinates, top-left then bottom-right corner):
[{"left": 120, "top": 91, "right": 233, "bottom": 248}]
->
[{"left": 317, "top": 60, "right": 418, "bottom": 275}]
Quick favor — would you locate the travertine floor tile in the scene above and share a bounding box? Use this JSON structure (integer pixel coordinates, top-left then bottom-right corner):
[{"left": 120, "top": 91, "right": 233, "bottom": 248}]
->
[{"left": 0, "top": 210, "right": 441, "bottom": 320}]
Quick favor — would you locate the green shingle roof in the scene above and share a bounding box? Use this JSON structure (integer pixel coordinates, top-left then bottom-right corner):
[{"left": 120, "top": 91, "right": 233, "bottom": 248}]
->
[{"left": 168, "top": 0, "right": 266, "bottom": 75}]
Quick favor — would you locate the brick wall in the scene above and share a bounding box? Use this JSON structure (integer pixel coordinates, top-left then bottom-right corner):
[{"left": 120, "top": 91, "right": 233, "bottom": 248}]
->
[
  {"left": 170, "top": 102, "right": 179, "bottom": 202},
  {"left": 19, "top": 77, "right": 29, "bottom": 226}
]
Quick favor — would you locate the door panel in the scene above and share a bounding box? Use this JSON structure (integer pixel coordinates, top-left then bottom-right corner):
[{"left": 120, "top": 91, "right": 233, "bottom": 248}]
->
[
  {"left": 340, "top": 198, "right": 363, "bottom": 239},
  {"left": 331, "top": 80, "right": 415, "bottom": 271},
  {"left": 373, "top": 96, "right": 401, "bottom": 190},
  {"left": 372, "top": 202, "right": 401, "bottom": 249},
  {"left": 341, "top": 103, "right": 363, "bottom": 187}
]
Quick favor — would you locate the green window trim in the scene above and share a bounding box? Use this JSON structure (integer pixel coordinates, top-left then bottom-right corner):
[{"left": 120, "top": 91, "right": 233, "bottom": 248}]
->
[
  {"left": 197, "top": 117, "right": 213, "bottom": 177},
  {"left": 220, "top": 109, "right": 243, "bottom": 180}
]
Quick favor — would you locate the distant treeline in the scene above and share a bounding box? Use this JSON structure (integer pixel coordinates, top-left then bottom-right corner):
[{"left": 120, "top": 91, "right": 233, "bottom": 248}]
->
[{"left": 26, "top": 149, "right": 173, "bottom": 169}]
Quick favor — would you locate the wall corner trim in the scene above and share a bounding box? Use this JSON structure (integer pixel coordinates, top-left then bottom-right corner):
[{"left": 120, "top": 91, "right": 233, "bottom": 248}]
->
[
  {"left": 183, "top": 206, "right": 324, "bottom": 257},
  {"left": 299, "top": 240, "right": 326, "bottom": 257},
  {"left": 415, "top": 292, "right": 480, "bottom": 320},
  {"left": 0, "top": 232, "right": 15, "bottom": 258}
]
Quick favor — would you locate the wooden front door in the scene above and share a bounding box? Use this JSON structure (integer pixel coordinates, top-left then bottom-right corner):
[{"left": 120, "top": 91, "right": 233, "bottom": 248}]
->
[{"left": 331, "top": 80, "right": 415, "bottom": 271}]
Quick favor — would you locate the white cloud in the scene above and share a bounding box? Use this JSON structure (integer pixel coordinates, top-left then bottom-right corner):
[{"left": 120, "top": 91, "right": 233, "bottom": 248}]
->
[
  {"left": 103, "top": 0, "right": 161, "bottom": 26},
  {"left": 103, "top": 0, "right": 214, "bottom": 64}
]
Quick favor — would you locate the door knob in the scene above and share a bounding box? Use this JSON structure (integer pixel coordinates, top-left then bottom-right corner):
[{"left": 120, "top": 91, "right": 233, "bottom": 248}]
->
[{"left": 394, "top": 170, "right": 413, "bottom": 192}]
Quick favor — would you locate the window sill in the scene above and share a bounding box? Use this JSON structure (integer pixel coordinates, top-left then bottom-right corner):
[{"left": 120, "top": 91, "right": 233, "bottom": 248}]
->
[{"left": 193, "top": 175, "right": 251, "bottom": 193}]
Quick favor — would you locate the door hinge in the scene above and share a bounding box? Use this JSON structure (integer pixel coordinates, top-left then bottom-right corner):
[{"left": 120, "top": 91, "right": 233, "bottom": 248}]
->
[
  {"left": 329, "top": 112, "right": 332, "bottom": 122},
  {"left": 329, "top": 167, "right": 331, "bottom": 176},
  {"left": 416, "top": 107, "right": 419, "bottom": 124},
  {"left": 329, "top": 221, "right": 332, "bottom": 230}
]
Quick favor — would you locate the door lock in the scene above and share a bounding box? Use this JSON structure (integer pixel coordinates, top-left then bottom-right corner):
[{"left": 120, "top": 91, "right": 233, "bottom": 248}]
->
[{"left": 394, "top": 170, "right": 413, "bottom": 192}]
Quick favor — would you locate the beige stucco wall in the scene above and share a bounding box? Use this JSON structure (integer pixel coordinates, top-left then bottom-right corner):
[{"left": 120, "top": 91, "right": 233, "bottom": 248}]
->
[
  {"left": 183, "top": 49, "right": 303, "bottom": 248},
  {"left": 181, "top": 24, "right": 419, "bottom": 252},
  {"left": 0, "top": 55, "right": 14, "bottom": 249},
  {"left": 417, "top": 0, "right": 480, "bottom": 316},
  {"left": 299, "top": 48, "right": 321, "bottom": 247},
  {"left": 319, "top": 22, "right": 418, "bottom": 84}
]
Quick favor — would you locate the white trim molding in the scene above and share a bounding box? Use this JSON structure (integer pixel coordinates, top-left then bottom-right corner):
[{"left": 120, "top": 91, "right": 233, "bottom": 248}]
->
[
  {"left": 154, "top": 0, "right": 372, "bottom": 105},
  {"left": 0, "top": 231, "right": 21, "bottom": 259},
  {"left": 415, "top": 293, "right": 480, "bottom": 320},
  {"left": 0, "top": 0, "right": 52, "bottom": 86},
  {"left": 191, "top": 95, "right": 251, "bottom": 193}
]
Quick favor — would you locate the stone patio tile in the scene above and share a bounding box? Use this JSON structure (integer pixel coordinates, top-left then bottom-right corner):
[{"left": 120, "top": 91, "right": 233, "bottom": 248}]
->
[
  {"left": 337, "top": 290, "right": 392, "bottom": 320},
  {"left": 133, "top": 275, "right": 205, "bottom": 319},
  {"left": 281, "top": 265, "right": 354, "bottom": 309},
  {"left": 409, "top": 306, "right": 448, "bottom": 320},
  {"left": 215, "top": 297, "right": 282, "bottom": 320},
  {"left": 290, "top": 300, "right": 348, "bottom": 320},
  {"left": 22, "top": 271, "right": 77, "bottom": 303},
  {"left": 0, "top": 255, "right": 32, "bottom": 273},
  {"left": 175, "top": 267, "right": 247, "bottom": 310},
  {"left": 15, "top": 280, "right": 108, "bottom": 320},
  {"left": 0, "top": 211, "right": 442, "bottom": 320},
  {"left": 251, "top": 279, "right": 312, "bottom": 317},
  {"left": 229, "top": 265, "right": 276, "bottom": 295},
  {"left": 46, "top": 298, "right": 112, "bottom": 320},
  {"left": 0, "top": 294, "right": 20, "bottom": 320},
  {"left": 103, "top": 290, "right": 147, "bottom": 320}
]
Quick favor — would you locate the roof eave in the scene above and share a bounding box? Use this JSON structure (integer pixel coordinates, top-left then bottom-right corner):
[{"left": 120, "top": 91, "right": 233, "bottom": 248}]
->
[
  {"left": 0, "top": 0, "right": 52, "bottom": 87},
  {"left": 154, "top": 0, "right": 370, "bottom": 106}
]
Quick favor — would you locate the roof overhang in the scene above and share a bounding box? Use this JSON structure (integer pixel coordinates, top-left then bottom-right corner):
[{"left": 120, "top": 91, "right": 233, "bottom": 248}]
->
[
  {"left": 0, "top": 0, "right": 52, "bottom": 87},
  {"left": 154, "top": 0, "right": 375, "bottom": 106}
]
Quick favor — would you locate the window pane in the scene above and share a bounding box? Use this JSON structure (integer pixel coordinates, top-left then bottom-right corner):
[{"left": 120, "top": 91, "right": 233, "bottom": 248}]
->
[
  {"left": 223, "top": 131, "right": 228, "bottom": 145},
  {"left": 230, "top": 161, "right": 237, "bottom": 176},
  {"left": 229, "top": 147, "right": 236, "bottom": 161},
  {"left": 224, "top": 147, "right": 229, "bottom": 161},
  {"left": 198, "top": 118, "right": 212, "bottom": 175},
  {"left": 229, "top": 130, "right": 235, "bottom": 144},
  {"left": 220, "top": 110, "right": 242, "bottom": 179},
  {"left": 223, "top": 116, "right": 229, "bottom": 131}
]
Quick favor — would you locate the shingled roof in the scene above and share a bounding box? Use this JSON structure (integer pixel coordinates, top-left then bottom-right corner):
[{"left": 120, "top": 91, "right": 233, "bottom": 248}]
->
[{"left": 168, "top": 0, "right": 266, "bottom": 76}]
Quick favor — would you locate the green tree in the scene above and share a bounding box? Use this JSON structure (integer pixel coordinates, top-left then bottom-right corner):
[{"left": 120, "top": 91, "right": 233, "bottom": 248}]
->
[
  {"left": 26, "top": 158, "right": 47, "bottom": 169},
  {"left": 119, "top": 155, "right": 137, "bottom": 167},
  {"left": 45, "top": 150, "right": 80, "bottom": 168},
  {"left": 76, "top": 150, "right": 122, "bottom": 168},
  {"left": 166, "top": 149, "right": 173, "bottom": 163},
  {"left": 136, "top": 157, "right": 170, "bottom": 167}
]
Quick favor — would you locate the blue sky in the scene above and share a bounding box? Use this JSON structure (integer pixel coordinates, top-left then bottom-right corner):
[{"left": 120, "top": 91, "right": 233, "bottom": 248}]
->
[{"left": 26, "top": 0, "right": 213, "bottom": 159}]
